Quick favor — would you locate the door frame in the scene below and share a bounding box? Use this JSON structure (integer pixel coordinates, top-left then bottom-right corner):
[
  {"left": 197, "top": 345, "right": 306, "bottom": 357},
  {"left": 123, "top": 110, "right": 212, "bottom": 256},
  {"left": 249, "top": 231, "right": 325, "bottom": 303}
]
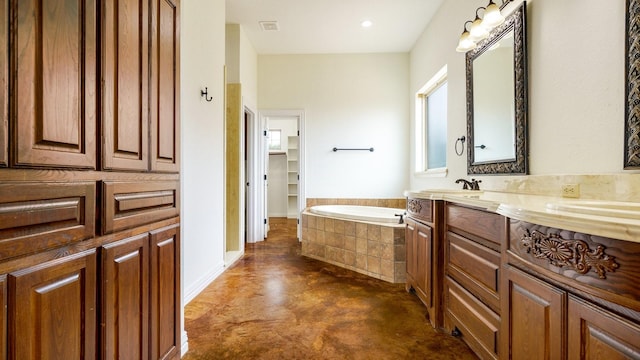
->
[{"left": 256, "top": 109, "right": 306, "bottom": 239}]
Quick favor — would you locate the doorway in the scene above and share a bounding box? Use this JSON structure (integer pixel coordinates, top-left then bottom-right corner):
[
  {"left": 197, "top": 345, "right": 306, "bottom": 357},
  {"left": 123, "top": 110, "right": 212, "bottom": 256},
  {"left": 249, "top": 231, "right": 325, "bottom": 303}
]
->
[{"left": 253, "top": 110, "right": 305, "bottom": 240}]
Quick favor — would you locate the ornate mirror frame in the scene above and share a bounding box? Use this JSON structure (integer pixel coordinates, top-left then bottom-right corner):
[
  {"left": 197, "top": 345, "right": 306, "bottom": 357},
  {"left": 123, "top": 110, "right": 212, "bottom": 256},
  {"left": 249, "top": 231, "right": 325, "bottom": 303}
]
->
[
  {"left": 625, "top": 0, "right": 640, "bottom": 168},
  {"left": 466, "top": 2, "right": 528, "bottom": 175}
]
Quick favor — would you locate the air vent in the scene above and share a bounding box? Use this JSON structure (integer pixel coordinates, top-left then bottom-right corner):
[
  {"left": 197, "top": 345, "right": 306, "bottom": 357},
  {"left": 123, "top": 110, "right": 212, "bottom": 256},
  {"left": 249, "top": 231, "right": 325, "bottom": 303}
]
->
[{"left": 259, "top": 21, "right": 279, "bottom": 31}]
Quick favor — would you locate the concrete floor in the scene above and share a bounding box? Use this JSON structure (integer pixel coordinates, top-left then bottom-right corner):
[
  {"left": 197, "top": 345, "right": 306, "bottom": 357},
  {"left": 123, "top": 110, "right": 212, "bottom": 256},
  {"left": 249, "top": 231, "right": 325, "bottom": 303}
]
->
[{"left": 183, "top": 218, "right": 477, "bottom": 359}]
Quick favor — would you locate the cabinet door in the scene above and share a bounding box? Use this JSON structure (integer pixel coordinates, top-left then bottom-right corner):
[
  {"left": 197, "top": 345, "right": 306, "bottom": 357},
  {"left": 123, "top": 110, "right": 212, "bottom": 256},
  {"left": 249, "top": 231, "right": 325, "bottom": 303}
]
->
[
  {"left": 150, "top": 225, "right": 180, "bottom": 360},
  {"left": 568, "top": 296, "right": 640, "bottom": 359},
  {"left": 405, "top": 219, "right": 417, "bottom": 287},
  {"left": 13, "top": 0, "right": 97, "bottom": 169},
  {"left": 416, "top": 222, "right": 432, "bottom": 307},
  {"left": 150, "top": 0, "right": 180, "bottom": 172},
  {"left": 502, "top": 266, "right": 566, "bottom": 360},
  {"left": 8, "top": 250, "right": 97, "bottom": 360},
  {"left": 102, "top": 234, "right": 150, "bottom": 360},
  {"left": 0, "top": 275, "right": 5, "bottom": 360},
  {"left": 0, "top": 0, "right": 6, "bottom": 167},
  {"left": 102, "top": 0, "right": 149, "bottom": 171}
]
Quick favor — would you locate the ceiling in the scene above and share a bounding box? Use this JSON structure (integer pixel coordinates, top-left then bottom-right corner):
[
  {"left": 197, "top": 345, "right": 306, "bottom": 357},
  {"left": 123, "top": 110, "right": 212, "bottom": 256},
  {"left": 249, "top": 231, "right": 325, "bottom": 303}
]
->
[{"left": 225, "top": 0, "right": 445, "bottom": 54}]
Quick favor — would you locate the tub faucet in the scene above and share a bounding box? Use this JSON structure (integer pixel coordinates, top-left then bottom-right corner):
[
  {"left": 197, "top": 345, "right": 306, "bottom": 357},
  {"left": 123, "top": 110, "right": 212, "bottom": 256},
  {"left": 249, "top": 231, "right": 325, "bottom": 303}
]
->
[
  {"left": 395, "top": 213, "right": 405, "bottom": 224},
  {"left": 455, "top": 178, "right": 482, "bottom": 190}
]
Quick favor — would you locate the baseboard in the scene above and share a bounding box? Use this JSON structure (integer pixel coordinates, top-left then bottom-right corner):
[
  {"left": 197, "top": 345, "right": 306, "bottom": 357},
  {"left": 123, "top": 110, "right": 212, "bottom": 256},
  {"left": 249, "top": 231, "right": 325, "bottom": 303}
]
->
[
  {"left": 184, "top": 261, "right": 226, "bottom": 305},
  {"left": 181, "top": 331, "right": 189, "bottom": 357},
  {"left": 225, "top": 250, "right": 243, "bottom": 267}
]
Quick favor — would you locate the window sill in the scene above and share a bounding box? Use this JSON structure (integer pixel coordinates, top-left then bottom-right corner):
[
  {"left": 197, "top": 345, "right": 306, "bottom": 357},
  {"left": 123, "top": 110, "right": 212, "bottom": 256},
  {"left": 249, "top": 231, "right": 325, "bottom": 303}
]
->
[{"left": 415, "top": 167, "right": 448, "bottom": 177}]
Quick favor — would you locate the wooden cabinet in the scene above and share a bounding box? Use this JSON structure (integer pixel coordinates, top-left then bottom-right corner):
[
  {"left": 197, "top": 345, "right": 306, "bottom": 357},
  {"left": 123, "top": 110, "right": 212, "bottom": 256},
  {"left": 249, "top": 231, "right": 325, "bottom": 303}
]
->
[
  {"left": 102, "top": 234, "right": 150, "bottom": 360},
  {"left": 102, "top": 0, "right": 150, "bottom": 171},
  {"left": 0, "top": 275, "right": 5, "bottom": 360},
  {"left": 405, "top": 198, "right": 443, "bottom": 328},
  {"left": 0, "top": 0, "right": 181, "bottom": 358},
  {"left": 150, "top": 225, "right": 181, "bottom": 360},
  {"left": 8, "top": 250, "right": 97, "bottom": 359},
  {"left": 405, "top": 218, "right": 432, "bottom": 309},
  {"left": 503, "top": 219, "right": 640, "bottom": 360},
  {"left": 568, "top": 296, "right": 640, "bottom": 359},
  {"left": 0, "top": 0, "right": 6, "bottom": 168},
  {"left": 444, "top": 203, "right": 505, "bottom": 360},
  {"left": 13, "top": 0, "right": 97, "bottom": 169},
  {"left": 502, "top": 266, "right": 565, "bottom": 360},
  {"left": 150, "top": 0, "right": 180, "bottom": 173}
]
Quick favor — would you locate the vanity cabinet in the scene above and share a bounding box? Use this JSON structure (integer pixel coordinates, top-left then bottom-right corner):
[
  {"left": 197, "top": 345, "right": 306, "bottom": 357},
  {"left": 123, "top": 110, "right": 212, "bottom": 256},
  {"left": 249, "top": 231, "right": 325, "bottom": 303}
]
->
[
  {"left": 405, "top": 198, "right": 444, "bottom": 328},
  {"left": 502, "top": 219, "right": 640, "bottom": 359},
  {"left": 444, "top": 204, "right": 505, "bottom": 360}
]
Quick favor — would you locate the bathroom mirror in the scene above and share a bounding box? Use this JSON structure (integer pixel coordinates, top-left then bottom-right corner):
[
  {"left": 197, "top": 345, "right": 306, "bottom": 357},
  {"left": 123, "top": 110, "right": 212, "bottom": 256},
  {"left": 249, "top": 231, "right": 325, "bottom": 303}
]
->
[
  {"left": 625, "top": 0, "right": 640, "bottom": 168},
  {"left": 466, "top": 2, "right": 527, "bottom": 174}
]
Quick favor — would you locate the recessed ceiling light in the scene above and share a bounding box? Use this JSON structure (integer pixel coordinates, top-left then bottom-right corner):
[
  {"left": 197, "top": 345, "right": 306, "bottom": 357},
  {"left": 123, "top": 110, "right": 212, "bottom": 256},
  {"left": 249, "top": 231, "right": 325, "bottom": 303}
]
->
[{"left": 361, "top": 20, "right": 373, "bottom": 28}]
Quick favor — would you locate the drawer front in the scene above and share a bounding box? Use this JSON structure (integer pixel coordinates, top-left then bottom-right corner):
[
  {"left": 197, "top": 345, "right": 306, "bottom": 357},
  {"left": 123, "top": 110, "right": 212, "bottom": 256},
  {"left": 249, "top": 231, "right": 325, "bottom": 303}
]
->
[
  {"left": 448, "top": 231, "right": 500, "bottom": 312},
  {"left": 446, "top": 204, "right": 505, "bottom": 247},
  {"left": 102, "top": 181, "right": 179, "bottom": 234},
  {"left": 406, "top": 198, "right": 432, "bottom": 223},
  {"left": 446, "top": 277, "right": 500, "bottom": 360},
  {"left": 0, "top": 182, "right": 96, "bottom": 259}
]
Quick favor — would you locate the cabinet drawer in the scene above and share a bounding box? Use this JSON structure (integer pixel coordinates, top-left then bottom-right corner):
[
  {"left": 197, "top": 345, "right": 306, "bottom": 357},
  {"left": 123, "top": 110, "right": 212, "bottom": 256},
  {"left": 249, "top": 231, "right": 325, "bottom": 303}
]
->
[
  {"left": 406, "top": 198, "right": 432, "bottom": 223},
  {"left": 446, "top": 277, "right": 500, "bottom": 360},
  {"left": 102, "top": 181, "right": 179, "bottom": 234},
  {"left": 447, "top": 231, "right": 501, "bottom": 312},
  {"left": 446, "top": 204, "right": 505, "bottom": 247},
  {"left": 0, "top": 182, "right": 96, "bottom": 259}
]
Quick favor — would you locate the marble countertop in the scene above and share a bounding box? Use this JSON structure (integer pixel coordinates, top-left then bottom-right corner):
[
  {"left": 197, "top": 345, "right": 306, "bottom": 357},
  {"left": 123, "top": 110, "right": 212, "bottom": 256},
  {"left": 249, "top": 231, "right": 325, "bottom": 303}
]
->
[{"left": 404, "top": 189, "right": 640, "bottom": 243}]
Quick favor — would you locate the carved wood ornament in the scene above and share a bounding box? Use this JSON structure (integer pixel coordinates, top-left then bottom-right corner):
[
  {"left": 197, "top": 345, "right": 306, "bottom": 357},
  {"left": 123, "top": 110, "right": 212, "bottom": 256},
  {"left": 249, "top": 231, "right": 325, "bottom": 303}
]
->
[
  {"left": 407, "top": 199, "right": 423, "bottom": 213},
  {"left": 520, "top": 230, "right": 619, "bottom": 279}
]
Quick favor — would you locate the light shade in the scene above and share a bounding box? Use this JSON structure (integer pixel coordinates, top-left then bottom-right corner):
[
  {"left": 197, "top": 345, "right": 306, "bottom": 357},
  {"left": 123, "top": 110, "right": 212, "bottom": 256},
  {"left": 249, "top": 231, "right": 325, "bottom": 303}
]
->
[
  {"left": 482, "top": 2, "right": 505, "bottom": 29},
  {"left": 469, "top": 16, "right": 489, "bottom": 41},
  {"left": 456, "top": 31, "right": 477, "bottom": 52}
]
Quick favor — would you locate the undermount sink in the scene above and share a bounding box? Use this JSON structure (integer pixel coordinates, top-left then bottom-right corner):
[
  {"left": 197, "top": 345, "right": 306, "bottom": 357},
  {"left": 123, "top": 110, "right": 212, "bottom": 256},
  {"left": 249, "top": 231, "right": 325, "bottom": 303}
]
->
[{"left": 546, "top": 200, "right": 640, "bottom": 220}]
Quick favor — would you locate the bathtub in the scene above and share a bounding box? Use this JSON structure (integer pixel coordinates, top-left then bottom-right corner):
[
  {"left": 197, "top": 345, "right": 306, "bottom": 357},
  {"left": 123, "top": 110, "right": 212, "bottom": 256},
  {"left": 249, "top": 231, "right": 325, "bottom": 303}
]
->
[
  {"left": 308, "top": 205, "right": 406, "bottom": 224},
  {"left": 302, "top": 205, "right": 407, "bottom": 284}
]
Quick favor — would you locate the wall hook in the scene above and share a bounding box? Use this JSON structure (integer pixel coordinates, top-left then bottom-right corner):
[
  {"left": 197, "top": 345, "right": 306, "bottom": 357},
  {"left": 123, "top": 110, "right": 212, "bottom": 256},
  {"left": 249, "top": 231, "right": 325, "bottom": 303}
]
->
[{"left": 201, "top": 87, "right": 213, "bottom": 102}]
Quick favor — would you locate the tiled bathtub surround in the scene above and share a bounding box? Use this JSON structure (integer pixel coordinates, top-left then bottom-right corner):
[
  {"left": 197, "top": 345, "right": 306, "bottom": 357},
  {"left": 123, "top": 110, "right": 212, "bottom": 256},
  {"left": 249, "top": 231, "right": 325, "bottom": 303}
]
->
[
  {"left": 306, "top": 198, "right": 406, "bottom": 209},
  {"left": 301, "top": 212, "right": 406, "bottom": 283}
]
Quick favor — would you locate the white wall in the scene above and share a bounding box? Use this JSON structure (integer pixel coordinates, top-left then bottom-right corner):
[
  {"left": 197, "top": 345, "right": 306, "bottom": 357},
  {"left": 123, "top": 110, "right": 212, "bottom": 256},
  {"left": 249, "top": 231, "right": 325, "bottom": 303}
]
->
[
  {"left": 267, "top": 154, "right": 288, "bottom": 217},
  {"left": 181, "top": 0, "right": 226, "bottom": 305},
  {"left": 258, "top": 53, "right": 410, "bottom": 199},
  {"left": 409, "top": 0, "right": 630, "bottom": 191}
]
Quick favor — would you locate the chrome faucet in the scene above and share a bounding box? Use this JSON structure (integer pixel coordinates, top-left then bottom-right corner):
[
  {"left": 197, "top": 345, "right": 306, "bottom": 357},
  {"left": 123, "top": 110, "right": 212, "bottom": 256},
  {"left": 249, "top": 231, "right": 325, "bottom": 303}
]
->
[{"left": 455, "top": 178, "right": 481, "bottom": 190}]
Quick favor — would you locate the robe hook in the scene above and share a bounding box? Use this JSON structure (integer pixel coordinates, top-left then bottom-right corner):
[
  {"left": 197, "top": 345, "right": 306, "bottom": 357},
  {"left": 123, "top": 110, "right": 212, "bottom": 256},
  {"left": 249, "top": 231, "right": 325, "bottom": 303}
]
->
[{"left": 201, "top": 87, "right": 213, "bottom": 102}]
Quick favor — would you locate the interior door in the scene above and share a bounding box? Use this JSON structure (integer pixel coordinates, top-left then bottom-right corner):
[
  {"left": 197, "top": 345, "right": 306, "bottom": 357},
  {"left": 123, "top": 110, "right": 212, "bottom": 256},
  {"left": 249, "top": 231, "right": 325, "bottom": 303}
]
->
[{"left": 263, "top": 122, "right": 269, "bottom": 238}]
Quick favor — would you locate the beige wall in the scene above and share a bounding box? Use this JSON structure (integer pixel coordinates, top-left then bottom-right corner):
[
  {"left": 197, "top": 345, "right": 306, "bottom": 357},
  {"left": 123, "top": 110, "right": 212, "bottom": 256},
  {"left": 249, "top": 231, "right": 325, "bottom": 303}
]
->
[
  {"left": 181, "top": 0, "right": 227, "bottom": 302},
  {"left": 410, "top": 0, "right": 635, "bottom": 192},
  {"left": 259, "top": 53, "right": 410, "bottom": 198}
]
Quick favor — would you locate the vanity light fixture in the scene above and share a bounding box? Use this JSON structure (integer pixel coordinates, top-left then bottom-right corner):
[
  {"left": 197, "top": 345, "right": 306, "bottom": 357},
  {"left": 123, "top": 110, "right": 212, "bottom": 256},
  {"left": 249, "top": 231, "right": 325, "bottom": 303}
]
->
[
  {"left": 456, "top": 21, "right": 477, "bottom": 52},
  {"left": 456, "top": 0, "right": 512, "bottom": 52},
  {"left": 469, "top": 9, "right": 490, "bottom": 41}
]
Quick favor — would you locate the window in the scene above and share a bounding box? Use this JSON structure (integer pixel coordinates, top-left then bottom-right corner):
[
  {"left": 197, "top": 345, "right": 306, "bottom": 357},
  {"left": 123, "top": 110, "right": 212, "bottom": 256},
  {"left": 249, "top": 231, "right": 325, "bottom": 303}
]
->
[
  {"left": 268, "top": 129, "right": 281, "bottom": 151},
  {"left": 416, "top": 66, "right": 448, "bottom": 174}
]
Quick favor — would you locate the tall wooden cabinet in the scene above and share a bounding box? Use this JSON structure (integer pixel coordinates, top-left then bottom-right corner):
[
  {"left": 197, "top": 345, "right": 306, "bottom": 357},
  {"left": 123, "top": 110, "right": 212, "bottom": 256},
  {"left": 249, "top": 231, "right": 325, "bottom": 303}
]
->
[
  {"left": 13, "top": 0, "right": 97, "bottom": 169},
  {"left": 0, "top": 0, "right": 181, "bottom": 359},
  {"left": 405, "top": 198, "right": 444, "bottom": 329}
]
